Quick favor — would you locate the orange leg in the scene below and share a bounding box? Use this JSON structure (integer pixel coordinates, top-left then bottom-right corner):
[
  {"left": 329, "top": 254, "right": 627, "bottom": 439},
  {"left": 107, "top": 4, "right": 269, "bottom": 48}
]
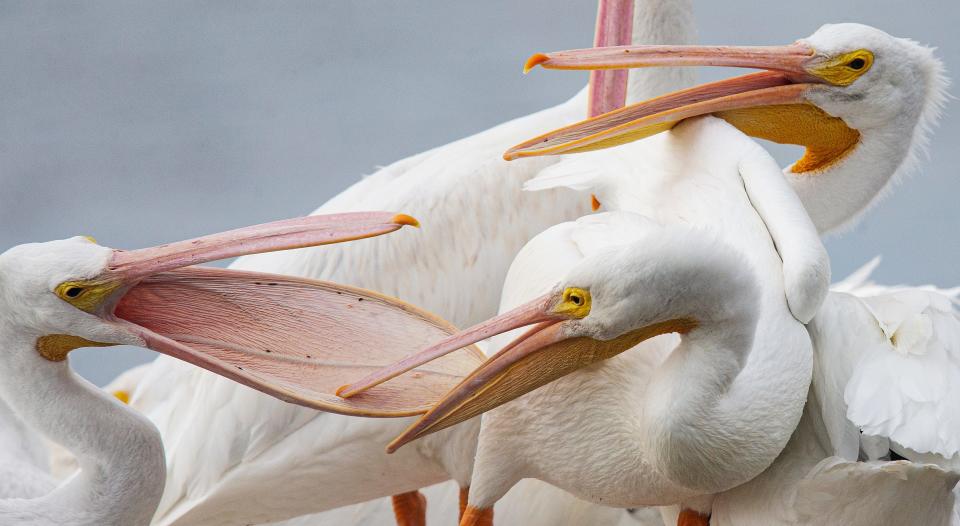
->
[
  {"left": 459, "top": 486, "right": 470, "bottom": 522},
  {"left": 391, "top": 490, "right": 428, "bottom": 526},
  {"left": 460, "top": 505, "right": 494, "bottom": 526},
  {"left": 678, "top": 508, "right": 710, "bottom": 526}
]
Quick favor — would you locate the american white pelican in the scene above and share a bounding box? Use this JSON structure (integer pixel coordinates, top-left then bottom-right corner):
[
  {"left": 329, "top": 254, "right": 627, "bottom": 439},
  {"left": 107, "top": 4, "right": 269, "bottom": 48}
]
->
[
  {"left": 509, "top": 23, "right": 948, "bottom": 234},
  {"left": 480, "top": 21, "right": 950, "bottom": 526},
  {"left": 341, "top": 21, "right": 949, "bottom": 526},
  {"left": 133, "top": 2, "right": 699, "bottom": 525},
  {"left": 0, "top": 213, "right": 478, "bottom": 525},
  {"left": 369, "top": 113, "right": 827, "bottom": 526}
]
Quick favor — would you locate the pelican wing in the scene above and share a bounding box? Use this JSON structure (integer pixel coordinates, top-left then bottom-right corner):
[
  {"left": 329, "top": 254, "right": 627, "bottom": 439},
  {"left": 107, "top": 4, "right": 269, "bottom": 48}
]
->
[
  {"left": 844, "top": 289, "right": 960, "bottom": 458},
  {"left": 812, "top": 260, "right": 960, "bottom": 461},
  {"left": 793, "top": 458, "right": 958, "bottom": 526}
]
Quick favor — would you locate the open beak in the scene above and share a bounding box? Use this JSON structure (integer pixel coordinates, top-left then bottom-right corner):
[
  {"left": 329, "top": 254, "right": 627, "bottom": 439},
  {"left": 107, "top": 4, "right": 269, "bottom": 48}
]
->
[
  {"left": 105, "top": 212, "right": 419, "bottom": 280},
  {"left": 504, "top": 43, "right": 857, "bottom": 163},
  {"left": 85, "top": 213, "right": 488, "bottom": 417},
  {"left": 336, "top": 292, "right": 565, "bottom": 398},
  {"left": 378, "top": 292, "right": 696, "bottom": 453}
]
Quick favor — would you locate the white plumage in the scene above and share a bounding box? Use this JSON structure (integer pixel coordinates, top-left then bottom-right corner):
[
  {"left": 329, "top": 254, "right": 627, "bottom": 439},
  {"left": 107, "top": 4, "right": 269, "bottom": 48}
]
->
[
  {"left": 702, "top": 403, "right": 959, "bottom": 526},
  {"left": 144, "top": 92, "right": 592, "bottom": 526},
  {"left": 451, "top": 22, "right": 950, "bottom": 523},
  {"left": 425, "top": 116, "right": 825, "bottom": 523},
  {"left": 0, "top": 238, "right": 168, "bottom": 526},
  {"left": 0, "top": 397, "right": 55, "bottom": 500},
  {"left": 87, "top": 9, "right": 952, "bottom": 526},
  {"left": 0, "top": 215, "right": 450, "bottom": 526},
  {"left": 844, "top": 292, "right": 959, "bottom": 457},
  {"left": 812, "top": 259, "right": 960, "bottom": 463},
  {"left": 133, "top": 2, "right": 699, "bottom": 524},
  {"left": 384, "top": 22, "right": 953, "bottom": 525},
  {"left": 676, "top": 260, "right": 960, "bottom": 526}
]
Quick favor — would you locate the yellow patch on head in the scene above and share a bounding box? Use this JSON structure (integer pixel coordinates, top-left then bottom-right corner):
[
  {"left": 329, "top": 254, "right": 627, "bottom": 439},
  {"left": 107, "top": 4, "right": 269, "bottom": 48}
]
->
[
  {"left": 808, "top": 49, "right": 874, "bottom": 87},
  {"left": 716, "top": 103, "right": 861, "bottom": 174},
  {"left": 112, "top": 390, "right": 131, "bottom": 404},
  {"left": 36, "top": 334, "right": 113, "bottom": 362},
  {"left": 554, "top": 287, "right": 592, "bottom": 319},
  {"left": 54, "top": 279, "right": 122, "bottom": 314},
  {"left": 82, "top": 236, "right": 98, "bottom": 244}
]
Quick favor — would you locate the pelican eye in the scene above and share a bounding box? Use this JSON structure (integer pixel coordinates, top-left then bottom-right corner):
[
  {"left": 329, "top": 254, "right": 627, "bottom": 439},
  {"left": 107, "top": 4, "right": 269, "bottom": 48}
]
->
[
  {"left": 64, "top": 286, "right": 84, "bottom": 298},
  {"left": 847, "top": 58, "right": 866, "bottom": 70},
  {"left": 555, "top": 287, "right": 592, "bottom": 318},
  {"left": 54, "top": 280, "right": 121, "bottom": 313}
]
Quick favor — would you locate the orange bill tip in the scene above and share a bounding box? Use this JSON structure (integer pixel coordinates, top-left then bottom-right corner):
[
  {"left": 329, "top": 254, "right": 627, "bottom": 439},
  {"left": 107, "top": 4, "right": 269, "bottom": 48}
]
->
[
  {"left": 392, "top": 214, "right": 420, "bottom": 228},
  {"left": 524, "top": 53, "right": 549, "bottom": 74},
  {"left": 591, "top": 194, "right": 602, "bottom": 211}
]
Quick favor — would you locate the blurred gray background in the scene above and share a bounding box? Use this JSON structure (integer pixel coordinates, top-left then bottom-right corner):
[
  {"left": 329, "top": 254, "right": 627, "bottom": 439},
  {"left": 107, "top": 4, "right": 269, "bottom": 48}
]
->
[{"left": 0, "top": 1, "right": 956, "bottom": 385}]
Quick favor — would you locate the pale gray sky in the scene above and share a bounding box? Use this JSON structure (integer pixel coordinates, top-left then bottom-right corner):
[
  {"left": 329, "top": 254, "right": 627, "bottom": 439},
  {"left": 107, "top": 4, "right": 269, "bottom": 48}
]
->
[{"left": 0, "top": 1, "right": 956, "bottom": 385}]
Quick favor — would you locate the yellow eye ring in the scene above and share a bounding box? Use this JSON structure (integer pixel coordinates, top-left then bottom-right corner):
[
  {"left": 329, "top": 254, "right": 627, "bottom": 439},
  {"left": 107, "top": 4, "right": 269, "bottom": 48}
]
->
[
  {"left": 555, "top": 287, "right": 592, "bottom": 318},
  {"left": 54, "top": 280, "right": 121, "bottom": 313},
  {"left": 809, "top": 49, "right": 874, "bottom": 86},
  {"left": 55, "top": 282, "right": 87, "bottom": 301}
]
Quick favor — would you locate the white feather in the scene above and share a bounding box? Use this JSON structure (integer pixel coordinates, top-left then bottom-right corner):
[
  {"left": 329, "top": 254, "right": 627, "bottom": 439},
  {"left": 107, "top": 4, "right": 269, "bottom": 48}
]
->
[{"left": 810, "top": 260, "right": 960, "bottom": 461}]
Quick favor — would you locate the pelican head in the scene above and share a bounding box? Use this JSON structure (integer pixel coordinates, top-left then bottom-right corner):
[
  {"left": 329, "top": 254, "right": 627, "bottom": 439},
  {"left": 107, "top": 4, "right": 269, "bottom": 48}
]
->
[
  {"left": 0, "top": 213, "right": 425, "bottom": 403},
  {"left": 509, "top": 23, "right": 946, "bottom": 168},
  {"left": 506, "top": 24, "right": 947, "bottom": 230},
  {"left": 363, "top": 224, "right": 760, "bottom": 451},
  {"left": 799, "top": 24, "right": 946, "bottom": 142},
  {"left": 0, "top": 236, "right": 143, "bottom": 358}
]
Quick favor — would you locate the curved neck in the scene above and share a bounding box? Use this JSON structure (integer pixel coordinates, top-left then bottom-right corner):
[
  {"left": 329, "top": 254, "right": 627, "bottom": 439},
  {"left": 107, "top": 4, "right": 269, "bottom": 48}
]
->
[
  {"left": 786, "top": 123, "right": 914, "bottom": 233},
  {"left": 0, "top": 329, "right": 165, "bottom": 525},
  {"left": 627, "top": 0, "right": 696, "bottom": 102},
  {"left": 649, "top": 323, "right": 755, "bottom": 421},
  {"left": 638, "top": 288, "right": 810, "bottom": 492},
  {"left": 641, "top": 315, "right": 759, "bottom": 489}
]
